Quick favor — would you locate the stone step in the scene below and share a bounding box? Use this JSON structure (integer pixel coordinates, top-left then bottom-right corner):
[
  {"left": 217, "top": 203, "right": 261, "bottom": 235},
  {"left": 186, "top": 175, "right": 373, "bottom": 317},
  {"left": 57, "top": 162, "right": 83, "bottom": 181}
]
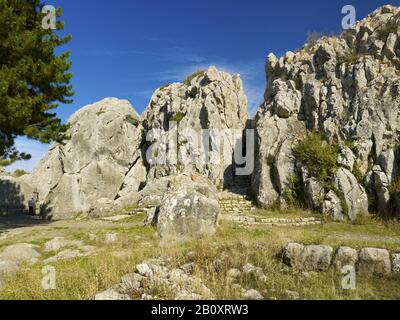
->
[{"left": 221, "top": 214, "right": 324, "bottom": 227}]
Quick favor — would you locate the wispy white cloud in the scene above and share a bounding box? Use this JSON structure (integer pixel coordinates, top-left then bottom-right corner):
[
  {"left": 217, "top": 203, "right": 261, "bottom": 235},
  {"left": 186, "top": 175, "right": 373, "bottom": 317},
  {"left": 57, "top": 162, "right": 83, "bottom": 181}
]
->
[
  {"left": 7, "top": 138, "right": 51, "bottom": 173},
  {"left": 147, "top": 55, "right": 266, "bottom": 115}
]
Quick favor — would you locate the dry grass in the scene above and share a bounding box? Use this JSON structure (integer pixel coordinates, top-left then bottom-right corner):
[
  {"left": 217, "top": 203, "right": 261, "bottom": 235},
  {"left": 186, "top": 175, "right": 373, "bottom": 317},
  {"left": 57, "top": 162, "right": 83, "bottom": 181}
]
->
[{"left": 0, "top": 212, "right": 400, "bottom": 300}]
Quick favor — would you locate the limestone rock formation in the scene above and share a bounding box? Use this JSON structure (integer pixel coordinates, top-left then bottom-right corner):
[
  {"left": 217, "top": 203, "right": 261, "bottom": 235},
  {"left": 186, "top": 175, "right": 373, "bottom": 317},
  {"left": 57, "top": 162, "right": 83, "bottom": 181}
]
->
[
  {"left": 142, "top": 174, "right": 220, "bottom": 246},
  {"left": 253, "top": 5, "right": 400, "bottom": 219},
  {"left": 1, "top": 98, "right": 147, "bottom": 219},
  {"left": 1, "top": 66, "right": 248, "bottom": 221},
  {"left": 283, "top": 243, "right": 333, "bottom": 271},
  {"left": 142, "top": 66, "right": 248, "bottom": 189},
  {"left": 357, "top": 248, "right": 391, "bottom": 274}
]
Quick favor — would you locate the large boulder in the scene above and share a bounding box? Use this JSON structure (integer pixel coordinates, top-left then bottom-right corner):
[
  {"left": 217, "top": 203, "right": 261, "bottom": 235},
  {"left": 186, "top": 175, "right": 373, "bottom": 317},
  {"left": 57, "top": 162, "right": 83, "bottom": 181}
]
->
[
  {"left": 332, "top": 168, "right": 369, "bottom": 220},
  {"left": 283, "top": 243, "right": 333, "bottom": 271},
  {"left": 357, "top": 248, "right": 391, "bottom": 274},
  {"left": 333, "top": 247, "right": 358, "bottom": 271},
  {"left": 252, "top": 5, "right": 400, "bottom": 219},
  {"left": 144, "top": 174, "right": 220, "bottom": 246},
  {"left": 1, "top": 98, "right": 147, "bottom": 219}
]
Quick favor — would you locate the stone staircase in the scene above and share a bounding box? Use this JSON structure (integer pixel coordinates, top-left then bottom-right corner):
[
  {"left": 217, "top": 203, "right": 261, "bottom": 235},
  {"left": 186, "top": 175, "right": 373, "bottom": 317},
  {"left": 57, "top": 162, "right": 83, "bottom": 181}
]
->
[
  {"left": 222, "top": 215, "right": 323, "bottom": 227},
  {"left": 219, "top": 196, "right": 257, "bottom": 215},
  {"left": 229, "top": 174, "right": 252, "bottom": 196},
  {"left": 218, "top": 174, "right": 257, "bottom": 214}
]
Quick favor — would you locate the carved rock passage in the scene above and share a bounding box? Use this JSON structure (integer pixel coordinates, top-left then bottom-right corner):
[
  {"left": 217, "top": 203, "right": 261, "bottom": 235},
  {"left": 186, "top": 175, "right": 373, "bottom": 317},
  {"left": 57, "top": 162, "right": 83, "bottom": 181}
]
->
[{"left": 252, "top": 5, "right": 400, "bottom": 220}]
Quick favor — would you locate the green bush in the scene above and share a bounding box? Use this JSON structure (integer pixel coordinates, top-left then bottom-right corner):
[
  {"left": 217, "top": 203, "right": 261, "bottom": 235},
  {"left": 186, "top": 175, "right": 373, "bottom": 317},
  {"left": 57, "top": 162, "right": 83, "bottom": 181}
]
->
[
  {"left": 353, "top": 163, "right": 364, "bottom": 185},
  {"left": 282, "top": 173, "right": 304, "bottom": 207},
  {"left": 13, "top": 169, "right": 28, "bottom": 177},
  {"left": 183, "top": 70, "right": 206, "bottom": 86},
  {"left": 293, "top": 133, "right": 340, "bottom": 188},
  {"left": 169, "top": 112, "right": 185, "bottom": 123}
]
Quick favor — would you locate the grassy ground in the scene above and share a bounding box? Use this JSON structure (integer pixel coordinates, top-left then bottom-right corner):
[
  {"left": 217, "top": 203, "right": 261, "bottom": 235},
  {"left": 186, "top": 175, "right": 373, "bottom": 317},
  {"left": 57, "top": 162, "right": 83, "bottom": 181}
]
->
[{"left": 0, "top": 212, "right": 400, "bottom": 300}]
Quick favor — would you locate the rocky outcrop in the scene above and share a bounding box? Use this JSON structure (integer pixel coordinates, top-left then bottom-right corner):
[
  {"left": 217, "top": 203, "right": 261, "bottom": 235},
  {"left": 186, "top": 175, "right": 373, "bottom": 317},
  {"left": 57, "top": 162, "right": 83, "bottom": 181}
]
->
[
  {"left": 142, "top": 66, "right": 248, "bottom": 189},
  {"left": 141, "top": 174, "right": 220, "bottom": 246},
  {"left": 0, "top": 98, "right": 147, "bottom": 219},
  {"left": 0, "top": 243, "right": 41, "bottom": 289},
  {"left": 253, "top": 5, "right": 400, "bottom": 220},
  {"left": 95, "top": 258, "right": 214, "bottom": 300},
  {"left": 357, "top": 248, "right": 391, "bottom": 274},
  {"left": 283, "top": 243, "right": 395, "bottom": 275},
  {"left": 0, "top": 66, "right": 248, "bottom": 221},
  {"left": 283, "top": 243, "right": 333, "bottom": 271}
]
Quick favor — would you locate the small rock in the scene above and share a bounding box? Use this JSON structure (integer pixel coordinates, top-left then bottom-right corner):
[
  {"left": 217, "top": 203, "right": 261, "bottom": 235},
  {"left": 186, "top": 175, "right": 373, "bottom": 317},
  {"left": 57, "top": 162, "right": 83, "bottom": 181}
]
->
[
  {"left": 231, "top": 283, "right": 243, "bottom": 291},
  {"left": 105, "top": 233, "right": 118, "bottom": 244},
  {"left": 44, "top": 237, "right": 85, "bottom": 252},
  {"left": 357, "top": 248, "right": 391, "bottom": 274},
  {"left": 181, "top": 263, "right": 195, "bottom": 275},
  {"left": 89, "top": 233, "right": 98, "bottom": 241},
  {"left": 227, "top": 268, "right": 241, "bottom": 282},
  {"left": 242, "top": 289, "right": 264, "bottom": 300},
  {"left": 258, "top": 274, "right": 268, "bottom": 283},
  {"left": 95, "top": 289, "right": 131, "bottom": 300},
  {"left": 242, "top": 263, "right": 264, "bottom": 276},
  {"left": 136, "top": 263, "right": 153, "bottom": 277},
  {"left": 141, "top": 293, "right": 155, "bottom": 300},
  {"left": 285, "top": 290, "right": 300, "bottom": 300},
  {"left": 44, "top": 249, "right": 92, "bottom": 263},
  {"left": 0, "top": 260, "right": 19, "bottom": 286},
  {"left": 119, "top": 273, "right": 145, "bottom": 293},
  {"left": 0, "top": 243, "right": 41, "bottom": 263},
  {"left": 186, "top": 251, "right": 195, "bottom": 261},
  {"left": 175, "top": 291, "right": 202, "bottom": 300},
  {"left": 333, "top": 247, "right": 358, "bottom": 271}
]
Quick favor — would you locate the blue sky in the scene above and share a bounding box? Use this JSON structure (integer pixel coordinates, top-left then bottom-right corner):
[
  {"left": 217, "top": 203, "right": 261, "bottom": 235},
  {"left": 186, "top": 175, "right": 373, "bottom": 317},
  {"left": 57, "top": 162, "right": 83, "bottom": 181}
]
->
[{"left": 9, "top": 0, "right": 400, "bottom": 172}]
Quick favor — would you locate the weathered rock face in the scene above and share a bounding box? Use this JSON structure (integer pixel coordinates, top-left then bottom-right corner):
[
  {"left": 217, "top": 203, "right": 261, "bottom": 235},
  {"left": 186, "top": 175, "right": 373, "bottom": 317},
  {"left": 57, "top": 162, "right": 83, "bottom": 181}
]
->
[
  {"left": 142, "top": 66, "right": 248, "bottom": 189},
  {"left": 357, "top": 248, "right": 391, "bottom": 274},
  {"left": 333, "top": 247, "right": 358, "bottom": 271},
  {"left": 283, "top": 243, "right": 333, "bottom": 271},
  {"left": 1, "top": 98, "right": 147, "bottom": 219},
  {"left": 142, "top": 174, "right": 220, "bottom": 246},
  {"left": 253, "top": 5, "right": 400, "bottom": 219},
  {"left": 1, "top": 66, "right": 248, "bottom": 220}
]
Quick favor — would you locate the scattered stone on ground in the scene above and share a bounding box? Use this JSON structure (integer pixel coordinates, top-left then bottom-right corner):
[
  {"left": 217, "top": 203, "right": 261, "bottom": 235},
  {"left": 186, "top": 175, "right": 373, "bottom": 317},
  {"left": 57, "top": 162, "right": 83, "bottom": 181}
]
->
[
  {"left": 0, "top": 243, "right": 41, "bottom": 263},
  {"left": 95, "top": 288, "right": 131, "bottom": 301},
  {"left": 285, "top": 290, "right": 300, "bottom": 300},
  {"left": 283, "top": 243, "right": 333, "bottom": 271},
  {"left": 242, "top": 289, "right": 264, "bottom": 300},
  {"left": 333, "top": 247, "right": 358, "bottom": 271},
  {"left": 44, "top": 248, "right": 95, "bottom": 264},
  {"left": 284, "top": 243, "right": 398, "bottom": 274},
  {"left": 105, "top": 233, "right": 118, "bottom": 244},
  {"left": 95, "top": 258, "right": 214, "bottom": 300},
  {"left": 227, "top": 268, "right": 241, "bottom": 282},
  {"left": 357, "top": 248, "right": 391, "bottom": 274},
  {"left": 0, "top": 243, "right": 42, "bottom": 289},
  {"left": 44, "top": 237, "right": 84, "bottom": 252},
  {"left": 101, "top": 215, "right": 132, "bottom": 222}
]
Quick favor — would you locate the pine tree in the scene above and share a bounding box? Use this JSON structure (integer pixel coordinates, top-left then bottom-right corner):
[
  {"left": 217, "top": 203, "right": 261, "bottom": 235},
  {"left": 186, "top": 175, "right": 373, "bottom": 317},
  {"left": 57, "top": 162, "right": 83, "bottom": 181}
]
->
[{"left": 0, "top": 0, "right": 73, "bottom": 166}]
